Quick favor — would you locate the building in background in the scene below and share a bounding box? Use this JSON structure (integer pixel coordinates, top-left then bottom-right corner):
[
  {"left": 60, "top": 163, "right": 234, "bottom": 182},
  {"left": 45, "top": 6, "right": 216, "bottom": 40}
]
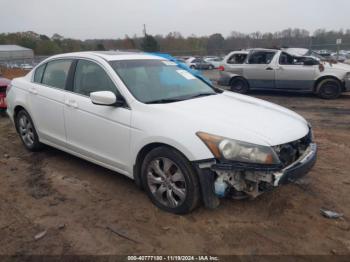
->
[{"left": 0, "top": 45, "right": 34, "bottom": 68}]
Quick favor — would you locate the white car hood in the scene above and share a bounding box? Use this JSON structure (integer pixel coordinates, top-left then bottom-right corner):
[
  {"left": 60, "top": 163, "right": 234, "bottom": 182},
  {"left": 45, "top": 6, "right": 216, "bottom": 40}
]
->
[{"left": 151, "top": 92, "right": 309, "bottom": 147}]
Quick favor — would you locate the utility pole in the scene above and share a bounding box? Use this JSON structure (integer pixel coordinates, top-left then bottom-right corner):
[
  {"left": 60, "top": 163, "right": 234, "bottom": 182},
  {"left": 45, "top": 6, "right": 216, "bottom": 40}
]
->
[
  {"left": 143, "top": 24, "right": 147, "bottom": 37},
  {"left": 336, "top": 38, "right": 342, "bottom": 60},
  {"left": 309, "top": 36, "right": 313, "bottom": 51}
]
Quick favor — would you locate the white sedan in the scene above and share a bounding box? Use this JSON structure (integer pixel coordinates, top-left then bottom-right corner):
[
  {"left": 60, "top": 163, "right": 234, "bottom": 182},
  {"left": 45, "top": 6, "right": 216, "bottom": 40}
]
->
[{"left": 6, "top": 51, "right": 317, "bottom": 214}]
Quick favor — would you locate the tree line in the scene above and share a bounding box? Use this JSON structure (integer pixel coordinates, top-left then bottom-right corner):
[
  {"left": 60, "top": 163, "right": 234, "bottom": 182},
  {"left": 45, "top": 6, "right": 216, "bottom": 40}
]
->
[{"left": 0, "top": 28, "right": 350, "bottom": 56}]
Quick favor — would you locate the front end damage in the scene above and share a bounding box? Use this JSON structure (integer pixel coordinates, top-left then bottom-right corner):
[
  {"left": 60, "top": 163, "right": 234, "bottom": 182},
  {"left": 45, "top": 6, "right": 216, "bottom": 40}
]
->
[{"left": 194, "top": 132, "right": 317, "bottom": 208}]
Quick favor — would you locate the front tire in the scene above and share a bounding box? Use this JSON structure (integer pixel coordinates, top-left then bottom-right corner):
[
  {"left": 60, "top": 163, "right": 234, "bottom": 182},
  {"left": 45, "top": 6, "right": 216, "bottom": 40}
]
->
[
  {"left": 15, "top": 110, "right": 43, "bottom": 151},
  {"left": 317, "top": 78, "right": 341, "bottom": 99},
  {"left": 141, "top": 146, "right": 200, "bottom": 214},
  {"left": 230, "top": 77, "right": 249, "bottom": 94}
]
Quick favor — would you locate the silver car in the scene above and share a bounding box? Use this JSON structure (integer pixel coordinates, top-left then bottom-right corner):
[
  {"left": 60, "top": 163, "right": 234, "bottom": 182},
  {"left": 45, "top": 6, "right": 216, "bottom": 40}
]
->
[{"left": 218, "top": 48, "right": 350, "bottom": 99}]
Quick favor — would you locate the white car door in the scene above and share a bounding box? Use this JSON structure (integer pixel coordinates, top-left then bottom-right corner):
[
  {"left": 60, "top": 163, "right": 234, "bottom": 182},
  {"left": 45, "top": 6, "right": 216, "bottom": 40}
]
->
[
  {"left": 275, "top": 52, "right": 317, "bottom": 91},
  {"left": 29, "top": 59, "right": 73, "bottom": 147},
  {"left": 63, "top": 59, "right": 132, "bottom": 175}
]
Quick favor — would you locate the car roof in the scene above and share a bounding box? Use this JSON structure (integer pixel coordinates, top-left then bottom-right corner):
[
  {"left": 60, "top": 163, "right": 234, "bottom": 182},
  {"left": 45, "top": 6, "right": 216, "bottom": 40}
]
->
[{"left": 49, "top": 51, "right": 164, "bottom": 61}]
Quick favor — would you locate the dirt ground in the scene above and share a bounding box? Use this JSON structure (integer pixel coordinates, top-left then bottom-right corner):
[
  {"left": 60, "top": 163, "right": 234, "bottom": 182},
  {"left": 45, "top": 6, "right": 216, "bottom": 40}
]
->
[{"left": 0, "top": 70, "right": 350, "bottom": 256}]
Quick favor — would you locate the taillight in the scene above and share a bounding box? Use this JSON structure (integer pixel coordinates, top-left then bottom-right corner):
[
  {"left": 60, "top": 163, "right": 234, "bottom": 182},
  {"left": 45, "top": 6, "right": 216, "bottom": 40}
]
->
[
  {"left": 218, "top": 66, "right": 225, "bottom": 71},
  {"left": 6, "top": 84, "right": 11, "bottom": 95}
]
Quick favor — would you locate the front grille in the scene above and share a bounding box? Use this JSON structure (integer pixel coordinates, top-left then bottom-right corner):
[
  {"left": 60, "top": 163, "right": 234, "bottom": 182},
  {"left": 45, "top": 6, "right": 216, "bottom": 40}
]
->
[{"left": 273, "top": 130, "right": 312, "bottom": 167}]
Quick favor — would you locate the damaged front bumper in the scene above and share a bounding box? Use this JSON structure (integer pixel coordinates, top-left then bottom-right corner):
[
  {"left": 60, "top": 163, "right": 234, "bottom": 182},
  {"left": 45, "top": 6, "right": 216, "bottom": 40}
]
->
[{"left": 194, "top": 143, "right": 317, "bottom": 208}]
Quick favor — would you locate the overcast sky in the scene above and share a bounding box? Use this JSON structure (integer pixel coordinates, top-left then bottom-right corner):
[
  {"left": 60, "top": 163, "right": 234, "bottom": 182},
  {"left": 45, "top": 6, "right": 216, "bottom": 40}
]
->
[{"left": 1, "top": 0, "right": 349, "bottom": 39}]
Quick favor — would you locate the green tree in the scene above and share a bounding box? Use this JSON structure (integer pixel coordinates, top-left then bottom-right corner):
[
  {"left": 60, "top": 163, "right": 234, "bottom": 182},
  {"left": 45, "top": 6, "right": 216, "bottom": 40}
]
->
[
  {"left": 36, "top": 40, "right": 61, "bottom": 55},
  {"left": 207, "top": 33, "right": 225, "bottom": 55},
  {"left": 96, "top": 43, "right": 105, "bottom": 51},
  {"left": 141, "top": 35, "right": 160, "bottom": 52}
]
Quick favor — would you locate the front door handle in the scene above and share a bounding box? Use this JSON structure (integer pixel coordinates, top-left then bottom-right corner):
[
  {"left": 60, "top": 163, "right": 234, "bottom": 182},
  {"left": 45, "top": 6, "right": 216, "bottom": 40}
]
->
[
  {"left": 65, "top": 99, "right": 78, "bottom": 109},
  {"left": 265, "top": 67, "right": 274, "bottom": 71}
]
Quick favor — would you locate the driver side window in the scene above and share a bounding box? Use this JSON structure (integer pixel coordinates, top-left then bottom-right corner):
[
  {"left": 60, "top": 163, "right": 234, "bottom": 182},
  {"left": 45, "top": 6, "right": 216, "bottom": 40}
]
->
[{"left": 73, "top": 60, "right": 117, "bottom": 96}]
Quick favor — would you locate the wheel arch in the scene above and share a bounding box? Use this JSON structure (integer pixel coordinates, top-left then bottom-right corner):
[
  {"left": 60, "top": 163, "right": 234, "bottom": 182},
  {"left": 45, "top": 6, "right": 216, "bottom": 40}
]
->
[
  {"left": 314, "top": 75, "right": 344, "bottom": 92},
  {"left": 229, "top": 75, "right": 250, "bottom": 87},
  {"left": 13, "top": 105, "right": 29, "bottom": 132},
  {"left": 132, "top": 142, "right": 195, "bottom": 189}
]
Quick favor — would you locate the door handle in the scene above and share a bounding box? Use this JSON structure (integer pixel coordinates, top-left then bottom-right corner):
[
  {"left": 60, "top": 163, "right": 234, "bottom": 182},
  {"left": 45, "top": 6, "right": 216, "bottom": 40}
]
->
[
  {"left": 265, "top": 67, "right": 274, "bottom": 71},
  {"left": 65, "top": 99, "right": 78, "bottom": 109},
  {"left": 29, "top": 87, "right": 37, "bottom": 95},
  {"left": 71, "top": 101, "right": 78, "bottom": 108}
]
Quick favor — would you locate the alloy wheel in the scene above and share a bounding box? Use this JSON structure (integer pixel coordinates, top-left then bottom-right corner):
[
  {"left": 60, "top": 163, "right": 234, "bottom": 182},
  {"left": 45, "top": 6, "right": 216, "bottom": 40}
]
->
[
  {"left": 18, "top": 114, "right": 35, "bottom": 147},
  {"left": 146, "top": 157, "right": 187, "bottom": 208}
]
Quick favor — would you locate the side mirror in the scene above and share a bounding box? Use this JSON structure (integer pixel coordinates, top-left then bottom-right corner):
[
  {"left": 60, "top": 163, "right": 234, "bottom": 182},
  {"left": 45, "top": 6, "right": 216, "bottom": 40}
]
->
[{"left": 90, "top": 91, "right": 125, "bottom": 107}]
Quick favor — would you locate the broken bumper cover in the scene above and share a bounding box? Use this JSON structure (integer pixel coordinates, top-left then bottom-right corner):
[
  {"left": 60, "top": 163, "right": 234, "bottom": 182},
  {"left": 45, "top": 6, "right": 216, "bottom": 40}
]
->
[
  {"left": 272, "top": 143, "right": 317, "bottom": 186},
  {"left": 212, "top": 143, "right": 317, "bottom": 187},
  {"left": 194, "top": 143, "right": 317, "bottom": 208}
]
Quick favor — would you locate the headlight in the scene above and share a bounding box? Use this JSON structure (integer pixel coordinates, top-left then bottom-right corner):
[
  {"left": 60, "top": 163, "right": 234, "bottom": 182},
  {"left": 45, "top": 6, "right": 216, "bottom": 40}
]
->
[{"left": 196, "top": 132, "right": 280, "bottom": 165}]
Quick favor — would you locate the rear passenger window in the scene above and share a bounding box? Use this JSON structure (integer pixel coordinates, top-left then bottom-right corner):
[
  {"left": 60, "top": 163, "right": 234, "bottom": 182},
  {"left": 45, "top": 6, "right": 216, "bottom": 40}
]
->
[
  {"left": 42, "top": 60, "right": 72, "bottom": 89},
  {"left": 248, "top": 51, "right": 276, "bottom": 64},
  {"left": 73, "top": 60, "right": 117, "bottom": 96},
  {"left": 33, "top": 63, "right": 46, "bottom": 83},
  {"left": 227, "top": 54, "right": 247, "bottom": 64}
]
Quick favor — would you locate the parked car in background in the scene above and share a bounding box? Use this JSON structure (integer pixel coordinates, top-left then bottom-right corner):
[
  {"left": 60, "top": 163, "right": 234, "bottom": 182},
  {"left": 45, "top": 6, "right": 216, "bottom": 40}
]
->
[
  {"left": 219, "top": 48, "right": 350, "bottom": 99},
  {"left": 6, "top": 51, "right": 317, "bottom": 214},
  {"left": 0, "top": 76, "right": 11, "bottom": 115},
  {"left": 20, "top": 63, "right": 33, "bottom": 70},
  {"left": 186, "top": 57, "right": 214, "bottom": 70},
  {"left": 204, "top": 56, "right": 223, "bottom": 68},
  {"left": 329, "top": 53, "right": 347, "bottom": 63}
]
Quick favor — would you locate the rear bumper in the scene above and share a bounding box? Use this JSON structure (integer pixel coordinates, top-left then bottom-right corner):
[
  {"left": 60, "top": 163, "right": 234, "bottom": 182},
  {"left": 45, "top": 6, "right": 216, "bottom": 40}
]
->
[
  {"left": 0, "top": 93, "right": 6, "bottom": 109},
  {"left": 217, "top": 72, "right": 232, "bottom": 86}
]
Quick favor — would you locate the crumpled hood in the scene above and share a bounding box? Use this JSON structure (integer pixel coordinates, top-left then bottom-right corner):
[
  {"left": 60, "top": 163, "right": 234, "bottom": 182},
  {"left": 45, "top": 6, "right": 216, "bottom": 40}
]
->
[
  {"left": 322, "top": 62, "right": 350, "bottom": 71},
  {"left": 151, "top": 92, "right": 309, "bottom": 147}
]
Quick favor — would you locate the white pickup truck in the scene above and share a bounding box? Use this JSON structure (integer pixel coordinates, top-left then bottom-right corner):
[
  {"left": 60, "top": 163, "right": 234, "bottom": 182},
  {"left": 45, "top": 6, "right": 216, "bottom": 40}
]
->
[{"left": 218, "top": 48, "right": 350, "bottom": 99}]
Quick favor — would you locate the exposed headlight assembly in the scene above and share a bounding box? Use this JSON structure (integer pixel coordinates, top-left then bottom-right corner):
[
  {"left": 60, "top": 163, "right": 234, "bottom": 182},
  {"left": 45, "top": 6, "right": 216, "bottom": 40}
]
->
[{"left": 196, "top": 132, "right": 280, "bottom": 165}]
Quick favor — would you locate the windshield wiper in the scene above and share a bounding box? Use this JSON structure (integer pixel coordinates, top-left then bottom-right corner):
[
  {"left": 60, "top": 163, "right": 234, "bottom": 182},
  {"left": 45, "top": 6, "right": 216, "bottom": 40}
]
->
[
  {"left": 145, "top": 93, "right": 216, "bottom": 104},
  {"left": 145, "top": 98, "right": 183, "bottom": 104},
  {"left": 182, "top": 92, "right": 217, "bottom": 100}
]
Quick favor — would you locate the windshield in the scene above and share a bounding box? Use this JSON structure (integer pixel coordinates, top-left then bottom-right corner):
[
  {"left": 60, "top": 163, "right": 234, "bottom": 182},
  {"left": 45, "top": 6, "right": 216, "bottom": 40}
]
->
[{"left": 110, "top": 59, "right": 216, "bottom": 103}]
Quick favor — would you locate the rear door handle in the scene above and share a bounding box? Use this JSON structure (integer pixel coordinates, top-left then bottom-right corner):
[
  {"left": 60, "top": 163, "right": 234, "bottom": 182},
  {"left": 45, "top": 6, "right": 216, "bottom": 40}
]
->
[
  {"left": 265, "top": 67, "right": 274, "bottom": 71},
  {"left": 29, "top": 87, "right": 37, "bottom": 95}
]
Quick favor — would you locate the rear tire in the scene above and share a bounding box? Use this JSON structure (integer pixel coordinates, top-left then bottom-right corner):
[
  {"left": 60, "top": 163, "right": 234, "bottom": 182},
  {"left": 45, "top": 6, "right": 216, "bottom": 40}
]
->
[
  {"left": 141, "top": 146, "right": 200, "bottom": 214},
  {"left": 15, "top": 110, "right": 43, "bottom": 151},
  {"left": 317, "top": 78, "right": 341, "bottom": 99},
  {"left": 230, "top": 77, "right": 249, "bottom": 94}
]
